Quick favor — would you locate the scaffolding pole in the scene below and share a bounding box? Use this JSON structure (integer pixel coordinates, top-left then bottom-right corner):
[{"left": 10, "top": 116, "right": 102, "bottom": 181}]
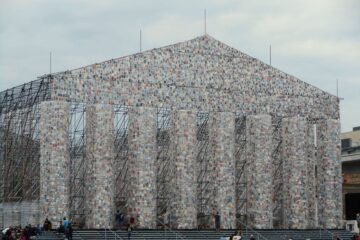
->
[
  {"left": 0, "top": 76, "right": 51, "bottom": 228},
  {"left": 114, "top": 105, "right": 129, "bottom": 215},
  {"left": 272, "top": 116, "right": 284, "bottom": 228},
  {"left": 235, "top": 115, "right": 247, "bottom": 227},
  {"left": 155, "top": 108, "right": 172, "bottom": 227},
  {"left": 196, "top": 112, "right": 214, "bottom": 228},
  {"left": 69, "top": 103, "right": 86, "bottom": 226}
]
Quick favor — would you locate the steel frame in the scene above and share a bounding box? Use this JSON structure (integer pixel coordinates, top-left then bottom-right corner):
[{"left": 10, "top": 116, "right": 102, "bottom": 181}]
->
[
  {"left": 272, "top": 116, "right": 284, "bottom": 228},
  {"left": 155, "top": 108, "right": 172, "bottom": 226},
  {"left": 196, "top": 111, "right": 213, "bottom": 228},
  {"left": 235, "top": 115, "right": 247, "bottom": 226},
  {"left": 0, "top": 73, "right": 335, "bottom": 230},
  {"left": 0, "top": 76, "right": 51, "bottom": 228},
  {"left": 113, "top": 105, "right": 129, "bottom": 214},
  {"left": 69, "top": 103, "right": 86, "bottom": 226}
]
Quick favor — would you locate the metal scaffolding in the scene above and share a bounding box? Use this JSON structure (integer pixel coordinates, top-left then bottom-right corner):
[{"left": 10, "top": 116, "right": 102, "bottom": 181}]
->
[
  {"left": 235, "top": 115, "right": 247, "bottom": 226},
  {"left": 69, "top": 103, "right": 86, "bottom": 226},
  {"left": 272, "top": 116, "right": 284, "bottom": 228},
  {"left": 196, "top": 112, "right": 213, "bottom": 228},
  {"left": 155, "top": 108, "right": 172, "bottom": 226},
  {"left": 0, "top": 72, "right": 337, "bottom": 230},
  {"left": 113, "top": 106, "right": 129, "bottom": 214},
  {"left": 0, "top": 77, "right": 51, "bottom": 228}
]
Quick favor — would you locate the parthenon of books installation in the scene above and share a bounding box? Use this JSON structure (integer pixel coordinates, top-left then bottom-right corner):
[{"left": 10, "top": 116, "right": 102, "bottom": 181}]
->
[{"left": 0, "top": 35, "right": 342, "bottom": 230}]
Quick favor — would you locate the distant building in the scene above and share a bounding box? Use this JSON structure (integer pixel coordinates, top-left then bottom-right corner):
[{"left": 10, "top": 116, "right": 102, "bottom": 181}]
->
[{"left": 342, "top": 126, "right": 360, "bottom": 220}]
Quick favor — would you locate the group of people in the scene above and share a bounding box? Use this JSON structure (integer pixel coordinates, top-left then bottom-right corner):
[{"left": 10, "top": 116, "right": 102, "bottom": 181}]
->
[
  {"left": 2, "top": 211, "right": 359, "bottom": 240},
  {"left": 42, "top": 217, "right": 73, "bottom": 240},
  {"left": 0, "top": 217, "right": 73, "bottom": 240},
  {"left": 226, "top": 230, "right": 256, "bottom": 240},
  {"left": 1, "top": 225, "right": 39, "bottom": 240},
  {"left": 115, "top": 210, "right": 134, "bottom": 240},
  {"left": 56, "top": 217, "right": 73, "bottom": 240}
]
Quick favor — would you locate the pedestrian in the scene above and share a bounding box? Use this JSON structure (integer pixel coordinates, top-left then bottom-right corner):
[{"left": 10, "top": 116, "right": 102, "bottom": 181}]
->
[
  {"left": 67, "top": 222, "right": 73, "bottom": 240},
  {"left": 230, "top": 230, "right": 242, "bottom": 240},
  {"left": 356, "top": 213, "right": 360, "bottom": 229},
  {"left": 215, "top": 212, "right": 221, "bottom": 232},
  {"left": 63, "top": 217, "right": 70, "bottom": 230},
  {"left": 57, "top": 221, "right": 64, "bottom": 234},
  {"left": 115, "top": 210, "right": 123, "bottom": 229},
  {"left": 63, "top": 217, "right": 72, "bottom": 240},
  {"left": 130, "top": 216, "right": 135, "bottom": 228},
  {"left": 127, "top": 224, "right": 132, "bottom": 240},
  {"left": 19, "top": 229, "right": 29, "bottom": 240},
  {"left": 43, "top": 218, "right": 52, "bottom": 231}
]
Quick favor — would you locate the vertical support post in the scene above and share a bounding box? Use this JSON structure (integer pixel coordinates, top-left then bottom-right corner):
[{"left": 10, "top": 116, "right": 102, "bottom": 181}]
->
[
  {"left": 204, "top": 9, "right": 207, "bottom": 35},
  {"left": 196, "top": 112, "right": 212, "bottom": 227},
  {"left": 50, "top": 52, "right": 52, "bottom": 74},
  {"left": 127, "top": 107, "right": 157, "bottom": 228},
  {"left": 282, "top": 117, "right": 308, "bottom": 229},
  {"left": 21, "top": 201, "right": 33, "bottom": 227},
  {"left": 12, "top": 203, "right": 21, "bottom": 226},
  {"left": 235, "top": 115, "right": 248, "bottom": 227},
  {"left": 246, "top": 115, "right": 273, "bottom": 229},
  {"left": 210, "top": 112, "right": 236, "bottom": 229},
  {"left": 155, "top": 108, "right": 172, "bottom": 227},
  {"left": 170, "top": 110, "right": 197, "bottom": 229},
  {"left": 272, "top": 116, "right": 283, "bottom": 229},
  {"left": 69, "top": 103, "right": 86, "bottom": 226},
  {"left": 39, "top": 101, "right": 70, "bottom": 224},
  {"left": 85, "top": 104, "right": 115, "bottom": 228},
  {"left": 306, "top": 122, "right": 317, "bottom": 228},
  {"left": 317, "top": 119, "right": 342, "bottom": 229},
  {"left": 113, "top": 106, "right": 129, "bottom": 216},
  {"left": 3, "top": 203, "right": 12, "bottom": 227},
  {"left": 140, "top": 30, "right": 142, "bottom": 52}
]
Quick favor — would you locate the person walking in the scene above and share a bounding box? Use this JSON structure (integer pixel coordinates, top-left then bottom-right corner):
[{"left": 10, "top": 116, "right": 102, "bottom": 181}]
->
[
  {"left": 67, "top": 223, "right": 73, "bottom": 240},
  {"left": 130, "top": 216, "right": 135, "bottom": 228},
  {"left": 57, "top": 221, "right": 64, "bottom": 234},
  {"left": 63, "top": 217, "right": 72, "bottom": 240},
  {"left": 63, "top": 217, "right": 70, "bottom": 230},
  {"left": 19, "top": 229, "right": 29, "bottom": 240},
  {"left": 115, "top": 210, "right": 123, "bottom": 230},
  {"left": 215, "top": 212, "right": 221, "bottom": 232},
  {"left": 127, "top": 224, "right": 132, "bottom": 240},
  {"left": 43, "top": 218, "right": 52, "bottom": 231}
]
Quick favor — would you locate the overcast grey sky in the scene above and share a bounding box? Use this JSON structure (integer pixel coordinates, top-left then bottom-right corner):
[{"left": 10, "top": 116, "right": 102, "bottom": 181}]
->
[{"left": 0, "top": 0, "right": 359, "bottom": 131}]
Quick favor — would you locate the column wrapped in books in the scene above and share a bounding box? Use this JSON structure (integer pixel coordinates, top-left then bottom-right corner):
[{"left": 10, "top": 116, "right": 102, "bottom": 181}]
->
[{"left": 127, "top": 107, "right": 157, "bottom": 228}]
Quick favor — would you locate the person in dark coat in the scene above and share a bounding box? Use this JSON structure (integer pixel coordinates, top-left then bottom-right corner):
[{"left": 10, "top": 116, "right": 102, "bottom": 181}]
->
[
  {"left": 215, "top": 212, "right": 221, "bottom": 232},
  {"left": 115, "top": 210, "right": 123, "bottom": 229},
  {"left": 127, "top": 224, "right": 132, "bottom": 240},
  {"left": 57, "top": 221, "right": 65, "bottom": 234},
  {"left": 43, "top": 218, "right": 52, "bottom": 231}
]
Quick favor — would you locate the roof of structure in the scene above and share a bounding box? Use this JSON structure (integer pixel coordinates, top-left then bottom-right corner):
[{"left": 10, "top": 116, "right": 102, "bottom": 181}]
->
[
  {"left": 0, "top": 35, "right": 340, "bottom": 119},
  {"left": 48, "top": 34, "right": 336, "bottom": 99}
]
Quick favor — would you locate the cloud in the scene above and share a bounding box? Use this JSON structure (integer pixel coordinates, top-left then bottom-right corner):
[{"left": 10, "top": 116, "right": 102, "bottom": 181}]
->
[{"left": 0, "top": 0, "right": 359, "bottom": 131}]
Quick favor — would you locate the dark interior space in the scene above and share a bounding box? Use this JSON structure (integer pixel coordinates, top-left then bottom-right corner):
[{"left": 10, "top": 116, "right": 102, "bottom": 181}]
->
[{"left": 345, "top": 193, "right": 360, "bottom": 220}]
